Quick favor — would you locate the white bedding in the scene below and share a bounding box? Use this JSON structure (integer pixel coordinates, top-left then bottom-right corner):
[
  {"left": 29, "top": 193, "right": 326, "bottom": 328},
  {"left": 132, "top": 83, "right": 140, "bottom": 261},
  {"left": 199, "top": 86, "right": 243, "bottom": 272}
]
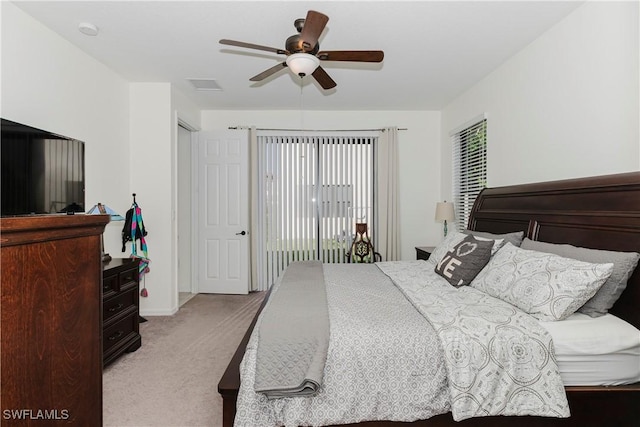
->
[
  {"left": 234, "top": 264, "right": 451, "bottom": 426},
  {"left": 235, "top": 262, "right": 572, "bottom": 426},
  {"left": 539, "top": 312, "right": 640, "bottom": 386},
  {"left": 233, "top": 259, "right": 639, "bottom": 426},
  {"left": 424, "top": 243, "right": 640, "bottom": 388}
]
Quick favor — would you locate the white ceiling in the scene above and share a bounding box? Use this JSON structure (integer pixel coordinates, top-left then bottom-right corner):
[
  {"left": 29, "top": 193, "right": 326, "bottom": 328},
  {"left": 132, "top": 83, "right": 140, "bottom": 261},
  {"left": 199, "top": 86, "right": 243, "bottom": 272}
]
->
[{"left": 13, "top": 0, "right": 583, "bottom": 111}]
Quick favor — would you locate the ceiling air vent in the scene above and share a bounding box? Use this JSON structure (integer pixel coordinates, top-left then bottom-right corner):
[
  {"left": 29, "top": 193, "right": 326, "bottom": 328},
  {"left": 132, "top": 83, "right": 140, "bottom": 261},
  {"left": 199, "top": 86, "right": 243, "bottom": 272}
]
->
[{"left": 187, "top": 79, "right": 222, "bottom": 91}]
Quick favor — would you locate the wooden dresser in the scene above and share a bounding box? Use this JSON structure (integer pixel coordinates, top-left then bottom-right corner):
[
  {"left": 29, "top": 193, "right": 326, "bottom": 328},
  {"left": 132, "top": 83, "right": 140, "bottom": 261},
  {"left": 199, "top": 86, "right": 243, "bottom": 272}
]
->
[
  {"left": 102, "top": 258, "right": 141, "bottom": 366},
  {"left": 1, "top": 214, "right": 108, "bottom": 426}
]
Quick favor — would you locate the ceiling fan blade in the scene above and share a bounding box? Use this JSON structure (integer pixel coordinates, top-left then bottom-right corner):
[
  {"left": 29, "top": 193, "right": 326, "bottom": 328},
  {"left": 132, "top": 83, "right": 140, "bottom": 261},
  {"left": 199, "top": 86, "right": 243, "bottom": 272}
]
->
[
  {"left": 249, "top": 62, "right": 288, "bottom": 81},
  {"left": 317, "top": 50, "right": 384, "bottom": 62},
  {"left": 219, "top": 39, "right": 288, "bottom": 55},
  {"left": 299, "top": 10, "right": 329, "bottom": 51},
  {"left": 312, "top": 66, "right": 337, "bottom": 90}
]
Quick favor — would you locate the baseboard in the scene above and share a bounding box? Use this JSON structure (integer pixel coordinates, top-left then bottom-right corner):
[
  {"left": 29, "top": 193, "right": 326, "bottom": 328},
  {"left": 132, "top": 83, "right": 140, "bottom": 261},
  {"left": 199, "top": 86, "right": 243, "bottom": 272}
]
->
[{"left": 140, "top": 306, "right": 179, "bottom": 317}]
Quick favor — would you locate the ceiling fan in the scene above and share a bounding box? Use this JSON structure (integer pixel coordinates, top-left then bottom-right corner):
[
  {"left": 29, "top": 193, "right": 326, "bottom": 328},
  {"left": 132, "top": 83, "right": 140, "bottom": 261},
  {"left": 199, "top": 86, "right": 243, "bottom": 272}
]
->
[{"left": 219, "top": 10, "right": 384, "bottom": 90}]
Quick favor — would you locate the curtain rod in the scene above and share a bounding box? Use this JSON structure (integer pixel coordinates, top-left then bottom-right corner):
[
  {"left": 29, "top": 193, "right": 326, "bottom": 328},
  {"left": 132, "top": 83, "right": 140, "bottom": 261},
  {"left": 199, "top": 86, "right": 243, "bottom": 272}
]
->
[{"left": 228, "top": 126, "right": 407, "bottom": 132}]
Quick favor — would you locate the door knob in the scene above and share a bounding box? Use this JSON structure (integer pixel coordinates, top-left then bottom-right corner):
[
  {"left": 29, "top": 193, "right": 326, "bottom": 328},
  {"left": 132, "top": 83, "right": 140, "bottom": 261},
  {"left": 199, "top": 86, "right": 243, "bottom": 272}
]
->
[{"left": 236, "top": 231, "right": 247, "bottom": 236}]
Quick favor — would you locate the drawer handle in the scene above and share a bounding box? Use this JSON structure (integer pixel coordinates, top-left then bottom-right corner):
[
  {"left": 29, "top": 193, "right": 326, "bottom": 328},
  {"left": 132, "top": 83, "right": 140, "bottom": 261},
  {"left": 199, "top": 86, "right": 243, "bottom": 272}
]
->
[
  {"left": 108, "top": 331, "right": 124, "bottom": 341},
  {"left": 108, "top": 303, "right": 124, "bottom": 313}
]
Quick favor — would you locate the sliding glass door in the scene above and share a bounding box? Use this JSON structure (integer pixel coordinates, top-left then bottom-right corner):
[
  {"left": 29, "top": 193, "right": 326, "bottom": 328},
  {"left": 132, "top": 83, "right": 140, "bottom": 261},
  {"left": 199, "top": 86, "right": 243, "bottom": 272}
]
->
[{"left": 257, "top": 132, "right": 376, "bottom": 287}]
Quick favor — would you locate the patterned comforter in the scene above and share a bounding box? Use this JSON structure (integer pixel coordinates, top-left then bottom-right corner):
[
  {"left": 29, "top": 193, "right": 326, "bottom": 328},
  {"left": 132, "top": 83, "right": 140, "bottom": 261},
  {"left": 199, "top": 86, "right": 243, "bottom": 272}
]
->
[
  {"left": 378, "top": 261, "right": 570, "bottom": 421},
  {"left": 234, "top": 261, "right": 570, "bottom": 426}
]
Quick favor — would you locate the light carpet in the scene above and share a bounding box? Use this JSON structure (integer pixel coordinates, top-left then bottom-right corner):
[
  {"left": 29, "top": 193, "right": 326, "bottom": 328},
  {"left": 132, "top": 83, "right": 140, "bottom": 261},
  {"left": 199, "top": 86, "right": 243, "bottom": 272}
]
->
[{"left": 103, "top": 292, "right": 265, "bottom": 427}]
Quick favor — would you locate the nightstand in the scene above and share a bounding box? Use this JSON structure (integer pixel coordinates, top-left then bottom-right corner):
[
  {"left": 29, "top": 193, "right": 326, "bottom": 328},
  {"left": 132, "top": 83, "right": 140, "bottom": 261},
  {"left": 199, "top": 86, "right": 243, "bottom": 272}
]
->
[
  {"left": 415, "top": 246, "right": 435, "bottom": 261},
  {"left": 103, "top": 258, "right": 142, "bottom": 367}
]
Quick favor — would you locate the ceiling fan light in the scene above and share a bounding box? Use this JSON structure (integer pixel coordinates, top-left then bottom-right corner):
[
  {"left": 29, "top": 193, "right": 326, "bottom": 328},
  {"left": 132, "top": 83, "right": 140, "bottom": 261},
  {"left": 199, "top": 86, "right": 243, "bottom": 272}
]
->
[{"left": 286, "top": 53, "right": 320, "bottom": 77}]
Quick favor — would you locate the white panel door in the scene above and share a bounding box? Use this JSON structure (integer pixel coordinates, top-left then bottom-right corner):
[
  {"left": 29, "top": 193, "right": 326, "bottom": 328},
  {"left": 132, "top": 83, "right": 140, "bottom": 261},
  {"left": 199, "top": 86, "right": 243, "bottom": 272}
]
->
[{"left": 197, "top": 130, "right": 249, "bottom": 294}]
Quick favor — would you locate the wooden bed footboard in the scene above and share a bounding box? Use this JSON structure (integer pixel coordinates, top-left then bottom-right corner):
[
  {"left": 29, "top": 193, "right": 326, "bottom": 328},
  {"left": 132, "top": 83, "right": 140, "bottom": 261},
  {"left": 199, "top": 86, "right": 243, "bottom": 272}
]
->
[
  {"left": 218, "top": 172, "right": 640, "bottom": 427},
  {"left": 218, "top": 287, "right": 271, "bottom": 426}
]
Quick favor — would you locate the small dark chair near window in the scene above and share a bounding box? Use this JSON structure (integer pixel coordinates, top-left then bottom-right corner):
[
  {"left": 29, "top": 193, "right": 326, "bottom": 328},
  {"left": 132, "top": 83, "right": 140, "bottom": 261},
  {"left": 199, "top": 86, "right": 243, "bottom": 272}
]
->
[{"left": 346, "top": 223, "right": 382, "bottom": 263}]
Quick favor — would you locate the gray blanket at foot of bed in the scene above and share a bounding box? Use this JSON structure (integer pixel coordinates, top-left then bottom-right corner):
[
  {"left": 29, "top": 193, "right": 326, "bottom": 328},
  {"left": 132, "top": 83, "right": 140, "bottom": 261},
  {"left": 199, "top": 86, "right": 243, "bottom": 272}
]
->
[{"left": 253, "top": 261, "right": 330, "bottom": 398}]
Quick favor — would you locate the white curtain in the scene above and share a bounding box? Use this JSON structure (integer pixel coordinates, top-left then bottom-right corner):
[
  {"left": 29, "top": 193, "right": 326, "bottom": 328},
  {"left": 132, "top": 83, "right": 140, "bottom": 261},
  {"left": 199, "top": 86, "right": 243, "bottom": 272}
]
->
[{"left": 375, "top": 127, "right": 400, "bottom": 260}]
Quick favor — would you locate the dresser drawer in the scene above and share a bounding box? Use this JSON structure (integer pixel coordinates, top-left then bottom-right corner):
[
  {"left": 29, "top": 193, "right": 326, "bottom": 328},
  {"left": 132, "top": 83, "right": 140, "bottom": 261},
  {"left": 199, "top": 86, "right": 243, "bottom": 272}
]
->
[
  {"left": 103, "top": 287, "right": 138, "bottom": 325},
  {"left": 119, "top": 267, "right": 139, "bottom": 289},
  {"left": 103, "top": 273, "right": 119, "bottom": 299},
  {"left": 103, "top": 310, "right": 138, "bottom": 355}
]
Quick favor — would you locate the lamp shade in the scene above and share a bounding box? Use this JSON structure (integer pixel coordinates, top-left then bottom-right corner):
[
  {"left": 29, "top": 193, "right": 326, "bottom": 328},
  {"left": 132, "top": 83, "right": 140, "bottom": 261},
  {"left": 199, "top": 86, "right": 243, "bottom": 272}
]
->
[
  {"left": 286, "top": 53, "right": 320, "bottom": 77},
  {"left": 435, "top": 201, "right": 455, "bottom": 222},
  {"left": 87, "top": 203, "right": 125, "bottom": 221}
]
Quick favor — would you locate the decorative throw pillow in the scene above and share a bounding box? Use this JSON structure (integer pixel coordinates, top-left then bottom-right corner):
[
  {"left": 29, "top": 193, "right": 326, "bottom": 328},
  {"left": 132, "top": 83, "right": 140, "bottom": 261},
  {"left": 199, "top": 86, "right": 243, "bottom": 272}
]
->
[
  {"left": 470, "top": 243, "right": 614, "bottom": 321},
  {"left": 434, "top": 235, "right": 494, "bottom": 287},
  {"left": 463, "top": 230, "right": 525, "bottom": 248},
  {"left": 427, "top": 230, "right": 467, "bottom": 266},
  {"left": 520, "top": 238, "right": 640, "bottom": 317}
]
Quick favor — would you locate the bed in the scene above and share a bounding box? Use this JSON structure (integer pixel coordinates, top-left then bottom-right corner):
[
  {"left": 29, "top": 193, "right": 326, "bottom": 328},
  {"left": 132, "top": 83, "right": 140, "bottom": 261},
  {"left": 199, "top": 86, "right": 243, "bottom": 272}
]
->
[{"left": 218, "top": 171, "right": 640, "bottom": 426}]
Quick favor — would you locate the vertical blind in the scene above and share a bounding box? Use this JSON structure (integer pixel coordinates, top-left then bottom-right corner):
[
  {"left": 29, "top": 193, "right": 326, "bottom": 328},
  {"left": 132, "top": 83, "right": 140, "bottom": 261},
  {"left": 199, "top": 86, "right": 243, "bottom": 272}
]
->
[
  {"left": 45, "top": 138, "right": 84, "bottom": 213},
  {"left": 452, "top": 118, "right": 487, "bottom": 229},
  {"left": 257, "top": 133, "right": 376, "bottom": 288}
]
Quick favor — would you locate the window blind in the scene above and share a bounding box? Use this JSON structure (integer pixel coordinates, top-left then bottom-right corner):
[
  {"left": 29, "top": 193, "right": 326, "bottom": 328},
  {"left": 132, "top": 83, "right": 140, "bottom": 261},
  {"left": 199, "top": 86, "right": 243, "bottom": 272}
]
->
[
  {"left": 452, "top": 118, "right": 487, "bottom": 229},
  {"left": 257, "top": 133, "right": 375, "bottom": 288}
]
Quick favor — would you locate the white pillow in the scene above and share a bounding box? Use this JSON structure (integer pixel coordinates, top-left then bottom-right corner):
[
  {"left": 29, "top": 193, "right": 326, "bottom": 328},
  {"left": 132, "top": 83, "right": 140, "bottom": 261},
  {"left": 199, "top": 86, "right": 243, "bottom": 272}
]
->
[
  {"left": 471, "top": 243, "right": 614, "bottom": 321},
  {"left": 520, "top": 238, "right": 640, "bottom": 317}
]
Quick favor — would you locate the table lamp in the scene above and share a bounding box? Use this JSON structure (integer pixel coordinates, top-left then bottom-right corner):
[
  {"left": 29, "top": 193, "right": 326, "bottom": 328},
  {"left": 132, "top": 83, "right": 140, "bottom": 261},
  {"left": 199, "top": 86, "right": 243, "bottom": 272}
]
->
[
  {"left": 435, "top": 201, "right": 455, "bottom": 237},
  {"left": 87, "top": 203, "right": 124, "bottom": 262}
]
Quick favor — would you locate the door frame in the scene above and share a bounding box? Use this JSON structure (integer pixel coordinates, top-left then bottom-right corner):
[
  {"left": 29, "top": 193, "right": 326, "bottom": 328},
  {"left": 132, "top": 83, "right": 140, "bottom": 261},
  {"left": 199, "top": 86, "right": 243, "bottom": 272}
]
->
[
  {"left": 176, "top": 117, "right": 199, "bottom": 297},
  {"left": 189, "top": 127, "right": 199, "bottom": 294}
]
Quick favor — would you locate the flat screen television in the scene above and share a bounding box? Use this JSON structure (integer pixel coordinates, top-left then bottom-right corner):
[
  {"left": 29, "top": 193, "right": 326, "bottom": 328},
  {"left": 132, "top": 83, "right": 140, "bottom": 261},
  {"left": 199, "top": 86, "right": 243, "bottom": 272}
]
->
[{"left": 1, "top": 119, "right": 85, "bottom": 216}]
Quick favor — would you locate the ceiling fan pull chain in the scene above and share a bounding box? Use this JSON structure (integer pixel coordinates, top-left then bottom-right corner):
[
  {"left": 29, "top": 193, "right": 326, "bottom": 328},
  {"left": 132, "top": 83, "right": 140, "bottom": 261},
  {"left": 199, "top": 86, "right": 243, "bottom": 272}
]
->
[{"left": 300, "top": 79, "right": 305, "bottom": 133}]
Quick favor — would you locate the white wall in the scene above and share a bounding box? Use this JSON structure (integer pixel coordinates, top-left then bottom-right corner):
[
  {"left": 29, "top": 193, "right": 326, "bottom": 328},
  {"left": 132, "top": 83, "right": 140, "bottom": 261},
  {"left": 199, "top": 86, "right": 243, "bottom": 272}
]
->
[
  {"left": 129, "top": 83, "right": 173, "bottom": 315},
  {"left": 1, "top": 1, "right": 130, "bottom": 253},
  {"left": 200, "top": 110, "right": 443, "bottom": 258},
  {"left": 2, "top": 3, "right": 202, "bottom": 316},
  {"left": 440, "top": 0, "right": 640, "bottom": 224},
  {"left": 128, "top": 76, "right": 200, "bottom": 316}
]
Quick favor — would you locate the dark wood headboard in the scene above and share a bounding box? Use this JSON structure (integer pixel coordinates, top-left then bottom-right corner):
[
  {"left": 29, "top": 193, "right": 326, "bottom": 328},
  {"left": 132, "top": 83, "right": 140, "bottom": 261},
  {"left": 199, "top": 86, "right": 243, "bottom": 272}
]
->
[{"left": 468, "top": 171, "right": 640, "bottom": 329}]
